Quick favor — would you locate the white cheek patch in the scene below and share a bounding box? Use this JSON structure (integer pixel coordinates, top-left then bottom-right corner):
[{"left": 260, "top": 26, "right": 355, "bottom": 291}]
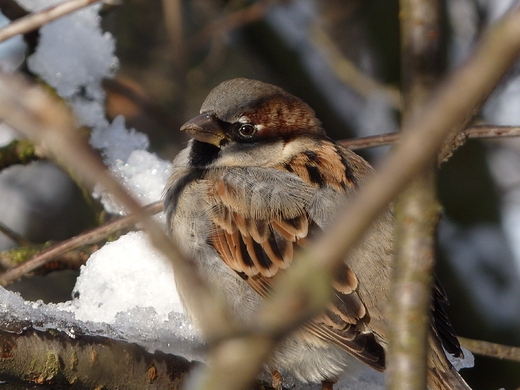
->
[
  {"left": 281, "top": 138, "right": 305, "bottom": 159},
  {"left": 213, "top": 141, "right": 287, "bottom": 167}
]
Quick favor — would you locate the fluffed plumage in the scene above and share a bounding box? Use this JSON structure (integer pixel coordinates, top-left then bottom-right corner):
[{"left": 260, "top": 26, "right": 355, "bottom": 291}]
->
[{"left": 164, "top": 78, "right": 470, "bottom": 389}]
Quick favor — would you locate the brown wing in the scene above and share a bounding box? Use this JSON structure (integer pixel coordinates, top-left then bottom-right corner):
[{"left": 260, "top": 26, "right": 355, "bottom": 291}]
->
[{"left": 205, "top": 166, "right": 386, "bottom": 371}]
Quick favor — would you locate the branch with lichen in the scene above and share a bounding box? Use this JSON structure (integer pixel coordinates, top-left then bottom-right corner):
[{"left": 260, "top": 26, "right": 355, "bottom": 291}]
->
[
  {"left": 0, "top": 139, "right": 44, "bottom": 170},
  {"left": 0, "top": 201, "right": 163, "bottom": 287},
  {"left": 0, "top": 325, "right": 194, "bottom": 389},
  {"left": 0, "top": 243, "right": 96, "bottom": 275}
]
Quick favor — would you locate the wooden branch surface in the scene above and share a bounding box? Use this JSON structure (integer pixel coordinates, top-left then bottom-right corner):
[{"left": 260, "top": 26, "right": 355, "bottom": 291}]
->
[{"left": 0, "top": 326, "right": 193, "bottom": 389}]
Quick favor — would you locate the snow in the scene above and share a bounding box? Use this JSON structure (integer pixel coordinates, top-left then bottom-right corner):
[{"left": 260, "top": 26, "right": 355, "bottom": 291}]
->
[
  {"left": 15, "top": 0, "right": 63, "bottom": 12},
  {"left": 450, "top": 347, "right": 475, "bottom": 372},
  {"left": 0, "top": 14, "right": 26, "bottom": 72},
  {"left": 58, "top": 231, "right": 183, "bottom": 323},
  {"left": 26, "top": 6, "right": 117, "bottom": 100},
  {"left": 89, "top": 115, "right": 149, "bottom": 165},
  {"left": 21, "top": 0, "right": 168, "bottom": 215}
]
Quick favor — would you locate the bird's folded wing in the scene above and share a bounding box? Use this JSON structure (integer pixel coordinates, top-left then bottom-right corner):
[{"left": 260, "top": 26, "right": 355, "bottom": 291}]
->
[{"left": 206, "top": 168, "right": 386, "bottom": 370}]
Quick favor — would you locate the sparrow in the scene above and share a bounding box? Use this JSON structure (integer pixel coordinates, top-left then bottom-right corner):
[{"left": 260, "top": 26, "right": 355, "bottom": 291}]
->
[{"left": 164, "top": 78, "right": 470, "bottom": 390}]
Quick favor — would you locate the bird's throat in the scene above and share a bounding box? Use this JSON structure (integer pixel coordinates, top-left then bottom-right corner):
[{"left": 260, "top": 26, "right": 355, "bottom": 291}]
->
[{"left": 189, "top": 140, "right": 221, "bottom": 167}]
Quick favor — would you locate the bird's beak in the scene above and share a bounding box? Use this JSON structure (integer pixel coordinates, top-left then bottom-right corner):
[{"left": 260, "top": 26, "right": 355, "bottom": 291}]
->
[{"left": 180, "top": 113, "right": 229, "bottom": 147}]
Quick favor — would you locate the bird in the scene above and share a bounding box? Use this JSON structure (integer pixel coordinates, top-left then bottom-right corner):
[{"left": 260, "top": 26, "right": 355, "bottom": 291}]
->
[{"left": 164, "top": 78, "right": 470, "bottom": 390}]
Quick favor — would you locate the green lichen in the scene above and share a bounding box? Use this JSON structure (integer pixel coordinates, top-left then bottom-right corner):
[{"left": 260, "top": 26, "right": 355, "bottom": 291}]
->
[{"left": 41, "top": 352, "right": 60, "bottom": 381}]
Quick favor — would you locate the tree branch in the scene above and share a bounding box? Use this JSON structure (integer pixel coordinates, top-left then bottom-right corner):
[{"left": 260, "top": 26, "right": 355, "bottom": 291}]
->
[
  {"left": 0, "top": 0, "right": 102, "bottom": 44},
  {"left": 0, "top": 201, "right": 163, "bottom": 287},
  {"left": 459, "top": 337, "right": 520, "bottom": 362},
  {"left": 338, "top": 125, "right": 520, "bottom": 151},
  {"left": 387, "top": 1, "right": 443, "bottom": 388},
  {"left": 0, "top": 325, "right": 194, "bottom": 388},
  {"left": 0, "top": 138, "right": 44, "bottom": 169}
]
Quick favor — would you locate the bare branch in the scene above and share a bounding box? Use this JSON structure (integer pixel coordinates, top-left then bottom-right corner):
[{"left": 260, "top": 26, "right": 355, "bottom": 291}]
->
[
  {"left": 0, "top": 220, "right": 31, "bottom": 247},
  {"left": 162, "top": 0, "right": 185, "bottom": 73},
  {"left": 0, "top": 326, "right": 193, "bottom": 388},
  {"left": 0, "top": 201, "right": 163, "bottom": 286},
  {"left": 338, "top": 125, "right": 520, "bottom": 151},
  {"left": 459, "top": 337, "right": 520, "bottom": 362},
  {"left": 339, "top": 132, "right": 399, "bottom": 150},
  {"left": 0, "top": 0, "right": 101, "bottom": 44},
  {"left": 1, "top": 245, "right": 96, "bottom": 273},
  {"left": 0, "top": 138, "right": 45, "bottom": 169},
  {"left": 387, "top": 0, "right": 443, "bottom": 388},
  {"left": 465, "top": 124, "right": 520, "bottom": 139}
]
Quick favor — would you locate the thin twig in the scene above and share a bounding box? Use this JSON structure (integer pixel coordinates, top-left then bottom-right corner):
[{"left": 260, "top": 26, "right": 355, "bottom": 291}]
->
[
  {"left": 0, "top": 221, "right": 31, "bottom": 246},
  {"left": 161, "top": 0, "right": 187, "bottom": 119},
  {"left": 338, "top": 132, "right": 399, "bottom": 150},
  {"left": 0, "top": 0, "right": 101, "bottom": 44},
  {"left": 453, "top": 124, "right": 520, "bottom": 149},
  {"left": 459, "top": 337, "right": 520, "bottom": 362},
  {"left": 338, "top": 125, "right": 520, "bottom": 151},
  {"left": 465, "top": 124, "right": 520, "bottom": 138},
  {"left": 0, "top": 139, "right": 45, "bottom": 170},
  {"left": 0, "top": 201, "right": 163, "bottom": 287},
  {"left": 0, "top": 244, "right": 96, "bottom": 273}
]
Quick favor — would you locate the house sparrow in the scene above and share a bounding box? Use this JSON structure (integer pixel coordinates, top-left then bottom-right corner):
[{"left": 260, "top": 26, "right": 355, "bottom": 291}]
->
[{"left": 164, "top": 78, "right": 469, "bottom": 389}]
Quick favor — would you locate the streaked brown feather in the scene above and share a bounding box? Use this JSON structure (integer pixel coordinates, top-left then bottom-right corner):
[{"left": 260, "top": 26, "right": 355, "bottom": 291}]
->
[
  {"left": 204, "top": 140, "right": 387, "bottom": 371},
  {"left": 167, "top": 78, "right": 468, "bottom": 388},
  {"left": 327, "top": 292, "right": 367, "bottom": 324},
  {"left": 305, "top": 322, "right": 385, "bottom": 370},
  {"left": 332, "top": 263, "right": 359, "bottom": 294},
  {"left": 280, "top": 141, "right": 359, "bottom": 190}
]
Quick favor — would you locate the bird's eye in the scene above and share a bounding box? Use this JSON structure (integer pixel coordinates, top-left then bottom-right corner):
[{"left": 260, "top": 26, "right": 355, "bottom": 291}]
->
[{"left": 238, "top": 124, "right": 256, "bottom": 137}]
